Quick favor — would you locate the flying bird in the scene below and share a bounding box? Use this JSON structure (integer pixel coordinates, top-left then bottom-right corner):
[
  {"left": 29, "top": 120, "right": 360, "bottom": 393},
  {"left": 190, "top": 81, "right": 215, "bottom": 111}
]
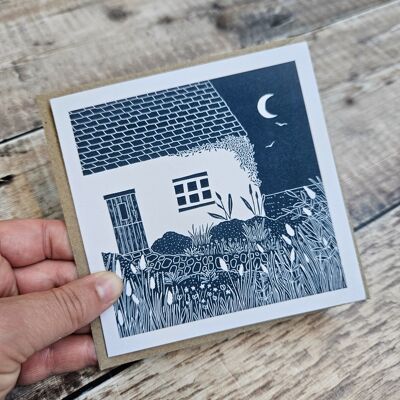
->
[
  {"left": 275, "top": 122, "right": 287, "bottom": 127},
  {"left": 265, "top": 141, "right": 275, "bottom": 148}
]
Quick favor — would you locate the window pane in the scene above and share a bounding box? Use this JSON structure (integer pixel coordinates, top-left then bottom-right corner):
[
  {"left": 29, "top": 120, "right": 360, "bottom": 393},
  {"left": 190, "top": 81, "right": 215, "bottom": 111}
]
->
[
  {"left": 118, "top": 203, "right": 128, "bottom": 219},
  {"left": 187, "top": 181, "right": 197, "bottom": 191},
  {"left": 200, "top": 178, "right": 209, "bottom": 188},
  {"left": 189, "top": 193, "right": 200, "bottom": 203},
  {"left": 174, "top": 184, "right": 184, "bottom": 194}
]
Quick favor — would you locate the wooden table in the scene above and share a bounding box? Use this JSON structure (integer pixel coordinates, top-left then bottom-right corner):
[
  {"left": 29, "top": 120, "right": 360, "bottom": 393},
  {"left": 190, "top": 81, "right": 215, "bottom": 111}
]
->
[{"left": 1, "top": 1, "right": 399, "bottom": 399}]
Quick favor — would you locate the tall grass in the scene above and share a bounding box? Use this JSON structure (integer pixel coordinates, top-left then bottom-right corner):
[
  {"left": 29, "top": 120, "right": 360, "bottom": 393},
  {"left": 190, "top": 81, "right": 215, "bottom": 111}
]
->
[{"left": 106, "top": 179, "right": 346, "bottom": 337}]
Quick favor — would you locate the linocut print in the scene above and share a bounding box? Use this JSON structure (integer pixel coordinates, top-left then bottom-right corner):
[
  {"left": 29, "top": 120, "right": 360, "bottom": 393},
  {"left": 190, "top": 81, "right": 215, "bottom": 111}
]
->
[{"left": 68, "top": 61, "right": 347, "bottom": 338}]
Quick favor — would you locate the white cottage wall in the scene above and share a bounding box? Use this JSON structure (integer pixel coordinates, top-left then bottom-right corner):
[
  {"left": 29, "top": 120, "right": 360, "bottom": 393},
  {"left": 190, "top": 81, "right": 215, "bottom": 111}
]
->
[{"left": 129, "top": 148, "right": 260, "bottom": 246}]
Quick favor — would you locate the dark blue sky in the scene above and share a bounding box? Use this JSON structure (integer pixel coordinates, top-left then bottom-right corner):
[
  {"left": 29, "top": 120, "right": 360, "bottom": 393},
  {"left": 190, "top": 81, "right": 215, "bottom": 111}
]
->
[{"left": 211, "top": 62, "right": 320, "bottom": 195}]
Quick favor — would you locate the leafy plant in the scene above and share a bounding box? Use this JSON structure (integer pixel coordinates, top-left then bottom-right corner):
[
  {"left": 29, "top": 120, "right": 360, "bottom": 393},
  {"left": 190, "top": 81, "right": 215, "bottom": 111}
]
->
[
  {"left": 242, "top": 220, "right": 269, "bottom": 244},
  {"left": 209, "top": 192, "right": 233, "bottom": 221},
  {"left": 241, "top": 184, "right": 266, "bottom": 216},
  {"left": 188, "top": 224, "right": 213, "bottom": 247}
]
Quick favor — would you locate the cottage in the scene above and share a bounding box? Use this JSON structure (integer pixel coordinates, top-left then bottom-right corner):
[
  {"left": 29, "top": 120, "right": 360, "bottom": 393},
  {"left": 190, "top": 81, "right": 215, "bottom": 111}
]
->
[{"left": 70, "top": 80, "right": 262, "bottom": 255}]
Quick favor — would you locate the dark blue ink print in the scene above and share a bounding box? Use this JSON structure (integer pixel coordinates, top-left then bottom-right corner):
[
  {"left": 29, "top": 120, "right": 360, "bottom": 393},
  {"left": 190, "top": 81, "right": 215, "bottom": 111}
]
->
[
  {"left": 172, "top": 172, "right": 215, "bottom": 212},
  {"left": 104, "top": 189, "right": 148, "bottom": 256},
  {"left": 69, "top": 81, "right": 248, "bottom": 176},
  {"left": 70, "top": 62, "right": 347, "bottom": 338}
]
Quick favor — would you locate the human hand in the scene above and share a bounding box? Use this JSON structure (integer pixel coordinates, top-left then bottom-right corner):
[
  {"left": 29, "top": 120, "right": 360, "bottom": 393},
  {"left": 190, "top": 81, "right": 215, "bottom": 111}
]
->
[{"left": 0, "top": 219, "right": 122, "bottom": 399}]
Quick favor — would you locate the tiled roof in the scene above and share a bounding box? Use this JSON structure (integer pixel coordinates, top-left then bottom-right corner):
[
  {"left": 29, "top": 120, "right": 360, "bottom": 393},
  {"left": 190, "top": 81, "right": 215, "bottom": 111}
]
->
[{"left": 69, "top": 81, "right": 247, "bottom": 175}]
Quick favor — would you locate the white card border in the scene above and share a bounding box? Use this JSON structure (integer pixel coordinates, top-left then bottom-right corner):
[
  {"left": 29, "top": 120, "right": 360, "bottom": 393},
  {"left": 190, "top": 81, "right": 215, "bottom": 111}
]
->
[{"left": 50, "top": 42, "right": 366, "bottom": 357}]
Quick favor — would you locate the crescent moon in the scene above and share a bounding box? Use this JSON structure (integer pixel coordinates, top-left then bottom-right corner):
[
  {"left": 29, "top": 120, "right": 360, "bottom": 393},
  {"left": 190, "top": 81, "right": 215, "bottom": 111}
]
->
[{"left": 257, "top": 94, "right": 277, "bottom": 119}]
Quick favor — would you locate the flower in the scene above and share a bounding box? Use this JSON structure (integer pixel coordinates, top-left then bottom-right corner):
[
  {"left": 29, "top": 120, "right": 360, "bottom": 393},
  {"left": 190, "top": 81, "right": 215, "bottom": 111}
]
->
[
  {"left": 303, "top": 207, "right": 312, "bottom": 216},
  {"left": 226, "top": 289, "right": 231, "bottom": 294},
  {"left": 200, "top": 284, "right": 205, "bottom": 289},
  {"left": 131, "top": 293, "right": 140, "bottom": 305},
  {"left": 207, "top": 292, "right": 212, "bottom": 296},
  {"left": 217, "top": 257, "right": 228, "bottom": 271},
  {"left": 125, "top": 281, "right": 132, "bottom": 297},
  {"left": 285, "top": 223, "right": 295, "bottom": 237},
  {"left": 149, "top": 276, "right": 155, "bottom": 290},
  {"left": 201, "top": 299, "right": 206, "bottom": 303},
  {"left": 207, "top": 284, "right": 211, "bottom": 288},
  {"left": 166, "top": 290, "right": 173, "bottom": 305},
  {"left": 303, "top": 186, "right": 316, "bottom": 199},
  {"left": 139, "top": 254, "right": 147, "bottom": 270},
  {"left": 260, "top": 263, "right": 269, "bottom": 274},
  {"left": 212, "top": 296, "right": 217, "bottom": 300},
  {"left": 177, "top": 295, "right": 182, "bottom": 300},
  {"left": 213, "top": 288, "right": 218, "bottom": 292},
  {"left": 256, "top": 243, "right": 265, "bottom": 253},
  {"left": 282, "top": 234, "right": 292, "bottom": 245},
  {"left": 115, "top": 259, "right": 122, "bottom": 279},
  {"left": 192, "top": 294, "right": 198, "bottom": 299},
  {"left": 130, "top": 263, "right": 138, "bottom": 274},
  {"left": 238, "top": 264, "right": 244, "bottom": 277},
  {"left": 117, "top": 310, "right": 124, "bottom": 326},
  {"left": 191, "top": 286, "right": 196, "bottom": 290},
  {"left": 290, "top": 249, "right": 295, "bottom": 263},
  {"left": 184, "top": 287, "right": 189, "bottom": 293}
]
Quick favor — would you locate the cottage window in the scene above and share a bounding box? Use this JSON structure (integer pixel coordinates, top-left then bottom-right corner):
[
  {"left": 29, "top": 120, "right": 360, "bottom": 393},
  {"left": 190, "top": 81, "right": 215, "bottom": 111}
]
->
[{"left": 172, "top": 172, "right": 215, "bottom": 212}]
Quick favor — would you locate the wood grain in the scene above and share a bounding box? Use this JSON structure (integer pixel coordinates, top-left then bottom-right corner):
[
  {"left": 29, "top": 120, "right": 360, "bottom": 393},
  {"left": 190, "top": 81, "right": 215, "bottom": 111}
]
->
[
  {"left": 73, "top": 206, "right": 400, "bottom": 400},
  {"left": 2, "top": 1, "right": 399, "bottom": 399},
  {"left": 0, "top": 0, "right": 392, "bottom": 142}
]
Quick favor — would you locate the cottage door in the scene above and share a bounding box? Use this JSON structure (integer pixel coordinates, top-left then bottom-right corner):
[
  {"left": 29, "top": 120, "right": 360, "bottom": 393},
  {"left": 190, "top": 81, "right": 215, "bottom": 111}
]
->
[{"left": 104, "top": 189, "right": 149, "bottom": 255}]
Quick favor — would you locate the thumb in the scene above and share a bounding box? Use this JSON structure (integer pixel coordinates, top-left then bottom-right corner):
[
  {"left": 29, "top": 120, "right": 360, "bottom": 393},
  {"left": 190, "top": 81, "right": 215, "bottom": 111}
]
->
[{"left": 0, "top": 272, "right": 122, "bottom": 361}]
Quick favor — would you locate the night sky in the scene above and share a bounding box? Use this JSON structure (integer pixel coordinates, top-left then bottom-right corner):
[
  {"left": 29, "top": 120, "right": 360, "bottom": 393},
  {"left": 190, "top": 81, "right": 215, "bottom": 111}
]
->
[{"left": 211, "top": 62, "right": 321, "bottom": 195}]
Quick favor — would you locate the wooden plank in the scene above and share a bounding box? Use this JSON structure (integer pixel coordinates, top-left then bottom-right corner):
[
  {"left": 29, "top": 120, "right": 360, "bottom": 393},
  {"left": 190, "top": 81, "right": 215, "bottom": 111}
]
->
[
  {"left": 3, "top": 2, "right": 399, "bottom": 399},
  {"left": 0, "top": 0, "right": 392, "bottom": 142},
  {"left": 67, "top": 206, "right": 400, "bottom": 399}
]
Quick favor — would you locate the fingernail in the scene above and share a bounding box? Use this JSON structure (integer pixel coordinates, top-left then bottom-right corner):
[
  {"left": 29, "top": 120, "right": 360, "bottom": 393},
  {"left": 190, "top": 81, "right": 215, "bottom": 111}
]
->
[{"left": 94, "top": 272, "right": 123, "bottom": 303}]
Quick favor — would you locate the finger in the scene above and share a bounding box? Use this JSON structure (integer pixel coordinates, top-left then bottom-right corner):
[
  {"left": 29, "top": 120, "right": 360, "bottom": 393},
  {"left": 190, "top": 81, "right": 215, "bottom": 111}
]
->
[
  {"left": 0, "top": 219, "right": 73, "bottom": 267},
  {"left": 14, "top": 260, "right": 77, "bottom": 294},
  {"left": 74, "top": 325, "right": 91, "bottom": 334},
  {"left": 0, "top": 272, "right": 122, "bottom": 361},
  {"left": 18, "top": 335, "right": 97, "bottom": 385}
]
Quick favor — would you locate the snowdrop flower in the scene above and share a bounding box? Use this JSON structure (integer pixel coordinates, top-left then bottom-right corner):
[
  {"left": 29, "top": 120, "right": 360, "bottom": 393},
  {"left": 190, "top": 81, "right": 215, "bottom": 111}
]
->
[
  {"left": 132, "top": 293, "right": 140, "bottom": 305},
  {"left": 290, "top": 249, "right": 295, "bottom": 263},
  {"left": 303, "top": 207, "right": 312, "bottom": 216},
  {"left": 166, "top": 290, "right": 173, "bottom": 305},
  {"left": 217, "top": 257, "right": 228, "bottom": 271},
  {"left": 256, "top": 243, "right": 265, "bottom": 253},
  {"left": 115, "top": 259, "right": 122, "bottom": 279},
  {"left": 285, "top": 223, "right": 295, "bottom": 237},
  {"left": 139, "top": 254, "right": 147, "bottom": 270},
  {"left": 282, "top": 234, "right": 292, "bottom": 245},
  {"left": 238, "top": 264, "right": 244, "bottom": 277},
  {"left": 130, "top": 262, "right": 138, "bottom": 274},
  {"left": 260, "top": 263, "right": 269, "bottom": 274},
  {"left": 303, "top": 186, "right": 316, "bottom": 199},
  {"left": 117, "top": 310, "right": 124, "bottom": 326},
  {"left": 125, "top": 281, "right": 132, "bottom": 297},
  {"left": 149, "top": 276, "right": 155, "bottom": 290}
]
